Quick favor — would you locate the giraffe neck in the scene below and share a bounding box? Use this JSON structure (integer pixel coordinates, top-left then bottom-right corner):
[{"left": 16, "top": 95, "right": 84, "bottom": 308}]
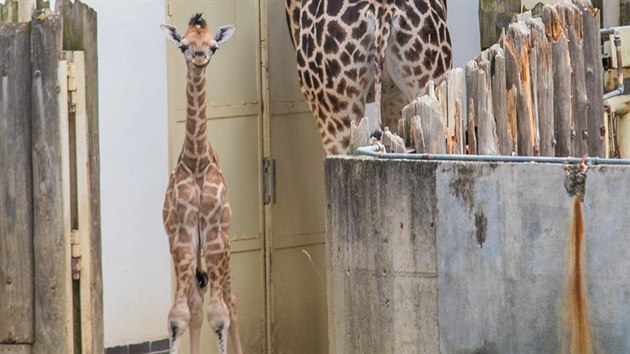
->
[{"left": 179, "top": 65, "right": 213, "bottom": 172}]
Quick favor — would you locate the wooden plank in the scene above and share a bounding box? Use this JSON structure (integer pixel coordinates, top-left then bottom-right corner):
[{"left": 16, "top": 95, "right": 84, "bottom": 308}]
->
[
  {"left": 57, "top": 58, "right": 75, "bottom": 351},
  {"left": 559, "top": 1, "right": 588, "bottom": 157},
  {"left": 413, "top": 95, "right": 446, "bottom": 154},
  {"left": 475, "top": 57, "right": 498, "bottom": 155},
  {"left": 66, "top": 51, "right": 94, "bottom": 354},
  {"left": 543, "top": 4, "right": 573, "bottom": 157},
  {"left": 56, "top": 1, "right": 103, "bottom": 351},
  {"left": 466, "top": 61, "right": 478, "bottom": 155},
  {"left": 382, "top": 129, "right": 405, "bottom": 153},
  {"left": 30, "top": 12, "right": 73, "bottom": 354},
  {"left": 504, "top": 20, "right": 537, "bottom": 156},
  {"left": 0, "top": 21, "right": 34, "bottom": 345},
  {"left": 507, "top": 85, "right": 519, "bottom": 153},
  {"left": 488, "top": 46, "right": 512, "bottom": 155},
  {"left": 529, "top": 17, "right": 554, "bottom": 156},
  {"left": 446, "top": 69, "right": 465, "bottom": 154},
  {"left": 349, "top": 117, "right": 369, "bottom": 153},
  {"left": 578, "top": 2, "right": 605, "bottom": 157}
]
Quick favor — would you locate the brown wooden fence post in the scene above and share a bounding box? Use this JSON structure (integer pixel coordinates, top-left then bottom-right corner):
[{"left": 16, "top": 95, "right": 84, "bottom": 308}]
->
[
  {"left": 578, "top": 1, "right": 605, "bottom": 157},
  {"left": 31, "top": 12, "right": 74, "bottom": 354},
  {"left": 0, "top": 21, "right": 34, "bottom": 351},
  {"left": 543, "top": 5, "right": 573, "bottom": 157},
  {"left": 57, "top": 1, "right": 103, "bottom": 351}
]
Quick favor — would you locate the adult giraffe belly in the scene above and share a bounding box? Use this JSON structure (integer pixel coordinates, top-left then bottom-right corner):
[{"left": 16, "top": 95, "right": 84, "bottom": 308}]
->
[{"left": 289, "top": 0, "right": 452, "bottom": 154}]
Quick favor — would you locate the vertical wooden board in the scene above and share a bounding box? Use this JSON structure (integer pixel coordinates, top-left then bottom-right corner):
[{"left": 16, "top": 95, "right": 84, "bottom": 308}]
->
[
  {"left": 66, "top": 51, "right": 94, "bottom": 354},
  {"left": 529, "top": 17, "right": 554, "bottom": 156},
  {"left": 56, "top": 58, "right": 74, "bottom": 348},
  {"left": 506, "top": 21, "right": 537, "bottom": 156},
  {"left": 579, "top": 3, "right": 605, "bottom": 156},
  {"left": 559, "top": 2, "right": 588, "bottom": 157},
  {"left": 56, "top": 1, "right": 103, "bottom": 350},
  {"left": 477, "top": 67, "right": 498, "bottom": 156},
  {"left": 543, "top": 5, "right": 573, "bottom": 157},
  {"left": 490, "top": 48, "right": 512, "bottom": 155},
  {"left": 0, "top": 22, "right": 34, "bottom": 345},
  {"left": 466, "top": 61, "right": 478, "bottom": 155},
  {"left": 507, "top": 85, "right": 518, "bottom": 153},
  {"left": 446, "top": 69, "right": 465, "bottom": 154},
  {"left": 30, "top": 13, "right": 72, "bottom": 354}
]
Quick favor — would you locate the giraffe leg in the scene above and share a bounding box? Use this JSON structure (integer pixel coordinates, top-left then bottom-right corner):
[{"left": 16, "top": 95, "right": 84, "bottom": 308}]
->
[
  {"left": 207, "top": 287, "right": 230, "bottom": 354},
  {"left": 187, "top": 270, "right": 204, "bottom": 354},
  {"left": 167, "top": 245, "right": 194, "bottom": 354}
]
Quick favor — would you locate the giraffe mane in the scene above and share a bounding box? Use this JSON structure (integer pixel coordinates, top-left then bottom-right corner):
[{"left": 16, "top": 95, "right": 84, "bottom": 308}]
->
[{"left": 189, "top": 13, "right": 207, "bottom": 29}]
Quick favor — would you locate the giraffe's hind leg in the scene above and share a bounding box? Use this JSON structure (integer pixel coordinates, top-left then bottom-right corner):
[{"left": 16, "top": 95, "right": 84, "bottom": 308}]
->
[
  {"left": 167, "top": 242, "right": 195, "bottom": 354},
  {"left": 187, "top": 266, "right": 207, "bottom": 354}
]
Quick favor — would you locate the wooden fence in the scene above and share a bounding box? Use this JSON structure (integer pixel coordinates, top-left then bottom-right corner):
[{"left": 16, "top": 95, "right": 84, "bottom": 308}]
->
[
  {"left": 395, "top": 0, "right": 605, "bottom": 158},
  {"left": 0, "top": 1, "right": 101, "bottom": 353}
]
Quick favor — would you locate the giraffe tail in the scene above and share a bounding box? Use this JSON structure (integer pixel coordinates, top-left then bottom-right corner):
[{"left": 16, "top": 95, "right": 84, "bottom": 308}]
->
[{"left": 196, "top": 268, "right": 209, "bottom": 293}]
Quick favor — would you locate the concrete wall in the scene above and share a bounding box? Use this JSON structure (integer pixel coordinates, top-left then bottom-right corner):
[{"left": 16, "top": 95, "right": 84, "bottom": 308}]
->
[{"left": 325, "top": 157, "right": 630, "bottom": 353}]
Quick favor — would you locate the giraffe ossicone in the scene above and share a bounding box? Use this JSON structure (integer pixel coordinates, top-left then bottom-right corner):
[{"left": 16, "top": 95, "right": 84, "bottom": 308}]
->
[
  {"left": 285, "top": 0, "right": 453, "bottom": 155},
  {"left": 161, "top": 13, "right": 242, "bottom": 354}
]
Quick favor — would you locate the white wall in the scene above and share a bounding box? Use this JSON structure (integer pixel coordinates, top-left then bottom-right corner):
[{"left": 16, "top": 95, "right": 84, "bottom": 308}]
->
[{"left": 82, "top": 0, "right": 172, "bottom": 347}]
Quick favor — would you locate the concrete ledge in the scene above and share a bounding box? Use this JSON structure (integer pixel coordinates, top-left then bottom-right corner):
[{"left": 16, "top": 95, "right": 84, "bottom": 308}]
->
[{"left": 325, "top": 156, "right": 630, "bottom": 353}]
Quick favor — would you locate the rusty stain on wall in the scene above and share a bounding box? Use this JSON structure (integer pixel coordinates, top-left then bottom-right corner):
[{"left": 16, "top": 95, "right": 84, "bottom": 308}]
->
[{"left": 563, "top": 197, "right": 593, "bottom": 354}]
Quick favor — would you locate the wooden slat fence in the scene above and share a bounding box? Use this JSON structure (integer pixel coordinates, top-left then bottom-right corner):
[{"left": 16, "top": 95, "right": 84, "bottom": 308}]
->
[
  {"left": 0, "top": 1, "right": 101, "bottom": 353},
  {"left": 398, "top": 0, "right": 605, "bottom": 158}
]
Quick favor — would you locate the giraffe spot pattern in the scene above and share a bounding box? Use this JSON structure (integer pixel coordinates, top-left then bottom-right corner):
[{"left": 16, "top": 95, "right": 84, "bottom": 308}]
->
[{"left": 286, "top": 0, "right": 452, "bottom": 155}]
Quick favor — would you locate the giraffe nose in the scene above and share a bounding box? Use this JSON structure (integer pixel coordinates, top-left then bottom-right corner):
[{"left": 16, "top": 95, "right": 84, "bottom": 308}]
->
[{"left": 194, "top": 51, "right": 205, "bottom": 57}]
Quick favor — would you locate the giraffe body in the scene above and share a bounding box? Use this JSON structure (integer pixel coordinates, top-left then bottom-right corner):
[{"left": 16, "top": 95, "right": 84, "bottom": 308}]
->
[
  {"left": 161, "top": 14, "right": 241, "bottom": 354},
  {"left": 285, "top": 0, "right": 453, "bottom": 154}
]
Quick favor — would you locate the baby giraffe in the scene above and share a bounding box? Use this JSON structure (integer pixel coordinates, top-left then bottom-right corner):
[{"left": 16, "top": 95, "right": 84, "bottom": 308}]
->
[{"left": 161, "top": 14, "right": 241, "bottom": 354}]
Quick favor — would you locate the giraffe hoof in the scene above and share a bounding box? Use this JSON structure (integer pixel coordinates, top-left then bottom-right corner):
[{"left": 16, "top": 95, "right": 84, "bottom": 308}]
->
[{"left": 195, "top": 269, "right": 208, "bottom": 293}]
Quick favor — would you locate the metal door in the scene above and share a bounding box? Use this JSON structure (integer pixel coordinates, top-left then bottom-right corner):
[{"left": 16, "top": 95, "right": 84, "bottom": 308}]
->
[{"left": 165, "top": 0, "right": 327, "bottom": 353}]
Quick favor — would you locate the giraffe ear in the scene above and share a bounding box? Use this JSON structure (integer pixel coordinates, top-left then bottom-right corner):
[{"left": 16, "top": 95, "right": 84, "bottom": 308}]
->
[
  {"left": 213, "top": 25, "right": 236, "bottom": 46},
  {"left": 160, "top": 24, "right": 183, "bottom": 46}
]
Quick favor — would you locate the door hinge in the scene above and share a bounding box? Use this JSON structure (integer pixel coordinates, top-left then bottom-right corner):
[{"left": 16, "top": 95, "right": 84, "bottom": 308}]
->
[{"left": 263, "top": 157, "right": 276, "bottom": 205}]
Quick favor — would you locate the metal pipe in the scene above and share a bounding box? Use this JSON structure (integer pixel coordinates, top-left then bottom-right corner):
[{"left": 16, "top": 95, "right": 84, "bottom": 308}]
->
[
  {"left": 603, "top": 28, "right": 625, "bottom": 100},
  {"left": 604, "top": 84, "right": 625, "bottom": 100},
  {"left": 356, "top": 145, "right": 630, "bottom": 166}
]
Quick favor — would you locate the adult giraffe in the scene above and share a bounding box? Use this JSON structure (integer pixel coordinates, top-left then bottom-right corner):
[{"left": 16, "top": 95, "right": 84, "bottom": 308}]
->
[{"left": 285, "top": 0, "right": 453, "bottom": 154}]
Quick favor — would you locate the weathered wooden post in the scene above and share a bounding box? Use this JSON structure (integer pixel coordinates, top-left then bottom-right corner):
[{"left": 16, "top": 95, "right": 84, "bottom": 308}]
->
[{"left": 0, "top": 21, "right": 35, "bottom": 353}]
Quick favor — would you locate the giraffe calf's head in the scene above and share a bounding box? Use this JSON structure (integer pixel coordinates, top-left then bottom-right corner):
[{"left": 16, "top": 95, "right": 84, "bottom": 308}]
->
[{"left": 161, "top": 13, "right": 236, "bottom": 68}]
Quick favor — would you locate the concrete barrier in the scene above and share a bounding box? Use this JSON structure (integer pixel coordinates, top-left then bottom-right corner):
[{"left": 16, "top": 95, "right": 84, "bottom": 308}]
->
[{"left": 325, "top": 156, "right": 630, "bottom": 354}]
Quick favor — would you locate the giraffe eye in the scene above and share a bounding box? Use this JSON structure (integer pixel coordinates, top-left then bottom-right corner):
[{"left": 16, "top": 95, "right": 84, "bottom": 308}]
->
[
  {"left": 210, "top": 46, "right": 218, "bottom": 54},
  {"left": 179, "top": 44, "right": 188, "bottom": 53}
]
